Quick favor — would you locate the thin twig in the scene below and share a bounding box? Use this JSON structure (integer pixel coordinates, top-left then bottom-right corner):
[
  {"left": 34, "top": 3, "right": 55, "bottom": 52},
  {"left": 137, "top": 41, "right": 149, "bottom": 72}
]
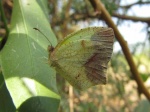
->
[
  {"left": 0, "top": 1, "right": 9, "bottom": 35},
  {"left": 69, "top": 85, "right": 74, "bottom": 112},
  {"left": 61, "top": 0, "right": 72, "bottom": 37},
  {"left": 0, "top": 0, "right": 9, "bottom": 49},
  {"left": 120, "top": 1, "right": 150, "bottom": 9},
  {"left": 112, "top": 12, "right": 150, "bottom": 24}
]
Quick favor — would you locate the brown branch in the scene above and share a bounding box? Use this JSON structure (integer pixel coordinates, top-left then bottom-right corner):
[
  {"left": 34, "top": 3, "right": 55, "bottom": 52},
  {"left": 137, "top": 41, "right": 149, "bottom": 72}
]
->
[
  {"left": 113, "top": 13, "right": 150, "bottom": 24},
  {"left": 70, "top": 12, "right": 150, "bottom": 24},
  {"left": 61, "top": 0, "right": 72, "bottom": 37},
  {"left": 89, "top": 0, "right": 150, "bottom": 100},
  {"left": 120, "top": 1, "right": 150, "bottom": 9},
  {"left": 64, "top": 0, "right": 72, "bottom": 20},
  {"left": 71, "top": 13, "right": 99, "bottom": 20},
  {"left": 69, "top": 85, "right": 74, "bottom": 112},
  {"left": 50, "top": 0, "right": 59, "bottom": 28}
]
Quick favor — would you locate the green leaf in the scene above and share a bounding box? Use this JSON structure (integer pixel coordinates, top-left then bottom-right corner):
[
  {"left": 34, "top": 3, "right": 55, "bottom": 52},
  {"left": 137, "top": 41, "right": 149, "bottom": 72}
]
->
[
  {"left": 0, "top": 73, "right": 16, "bottom": 112},
  {"left": 140, "top": 73, "right": 149, "bottom": 82},
  {"left": 0, "top": 0, "right": 60, "bottom": 111},
  {"left": 134, "top": 100, "right": 150, "bottom": 112}
]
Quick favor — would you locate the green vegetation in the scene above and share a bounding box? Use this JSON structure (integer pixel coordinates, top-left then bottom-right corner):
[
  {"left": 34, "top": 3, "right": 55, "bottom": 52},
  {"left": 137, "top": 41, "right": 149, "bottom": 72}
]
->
[{"left": 0, "top": 0, "right": 150, "bottom": 112}]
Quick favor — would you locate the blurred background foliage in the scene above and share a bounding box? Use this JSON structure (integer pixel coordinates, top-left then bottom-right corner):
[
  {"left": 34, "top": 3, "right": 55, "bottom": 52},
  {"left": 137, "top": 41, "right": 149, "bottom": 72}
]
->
[{"left": 0, "top": 0, "right": 150, "bottom": 112}]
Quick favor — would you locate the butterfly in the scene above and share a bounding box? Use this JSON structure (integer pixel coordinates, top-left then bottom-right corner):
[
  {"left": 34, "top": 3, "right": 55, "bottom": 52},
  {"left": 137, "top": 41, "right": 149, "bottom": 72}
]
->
[{"left": 48, "top": 27, "right": 114, "bottom": 90}]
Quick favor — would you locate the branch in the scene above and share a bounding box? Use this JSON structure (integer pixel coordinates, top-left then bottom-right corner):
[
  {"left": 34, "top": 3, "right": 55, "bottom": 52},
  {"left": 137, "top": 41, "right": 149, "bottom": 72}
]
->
[
  {"left": 70, "top": 12, "right": 99, "bottom": 20},
  {"left": 0, "top": 0, "right": 10, "bottom": 49},
  {"left": 50, "top": 0, "right": 59, "bottom": 28},
  {"left": 113, "top": 13, "right": 150, "bottom": 24},
  {"left": 120, "top": 1, "right": 150, "bottom": 9},
  {"left": 89, "top": 0, "right": 150, "bottom": 100},
  {"left": 0, "top": 1, "right": 9, "bottom": 37},
  {"left": 61, "top": 0, "right": 72, "bottom": 37},
  {"left": 70, "top": 12, "right": 150, "bottom": 24}
]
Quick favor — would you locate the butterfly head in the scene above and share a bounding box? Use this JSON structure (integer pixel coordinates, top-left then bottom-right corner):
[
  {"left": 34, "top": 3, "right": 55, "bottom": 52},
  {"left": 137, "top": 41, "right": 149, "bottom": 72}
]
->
[
  {"left": 48, "top": 45, "right": 54, "bottom": 53},
  {"left": 47, "top": 45, "right": 54, "bottom": 65}
]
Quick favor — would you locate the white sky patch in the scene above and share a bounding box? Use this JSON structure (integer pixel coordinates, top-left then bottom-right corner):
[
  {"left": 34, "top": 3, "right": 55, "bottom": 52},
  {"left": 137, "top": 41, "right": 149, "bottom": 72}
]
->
[
  {"left": 120, "top": 0, "right": 138, "bottom": 6},
  {"left": 129, "top": 5, "right": 150, "bottom": 17},
  {"left": 113, "top": 0, "right": 150, "bottom": 52},
  {"left": 118, "top": 22, "right": 147, "bottom": 44},
  {"left": 114, "top": 42, "right": 121, "bottom": 52}
]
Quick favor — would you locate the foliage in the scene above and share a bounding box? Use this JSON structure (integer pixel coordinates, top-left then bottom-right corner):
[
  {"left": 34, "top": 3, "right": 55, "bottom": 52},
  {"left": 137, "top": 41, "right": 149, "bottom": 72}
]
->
[
  {"left": 0, "top": 0, "right": 60, "bottom": 112},
  {"left": 0, "top": 0, "right": 150, "bottom": 112}
]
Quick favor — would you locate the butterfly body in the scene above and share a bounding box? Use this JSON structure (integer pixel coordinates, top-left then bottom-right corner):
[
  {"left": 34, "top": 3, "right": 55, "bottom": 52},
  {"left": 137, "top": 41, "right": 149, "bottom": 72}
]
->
[{"left": 49, "top": 27, "right": 114, "bottom": 90}]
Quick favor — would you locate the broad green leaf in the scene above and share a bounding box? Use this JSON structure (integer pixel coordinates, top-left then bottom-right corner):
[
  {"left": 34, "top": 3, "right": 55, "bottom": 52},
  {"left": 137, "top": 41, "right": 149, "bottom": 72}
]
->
[
  {"left": 134, "top": 100, "right": 150, "bottom": 112},
  {"left": 0, "top": 73, "right": 16, "bottom": 112},
  {"left": 0, "top": 0, "right": 60, "bottom": 111}
]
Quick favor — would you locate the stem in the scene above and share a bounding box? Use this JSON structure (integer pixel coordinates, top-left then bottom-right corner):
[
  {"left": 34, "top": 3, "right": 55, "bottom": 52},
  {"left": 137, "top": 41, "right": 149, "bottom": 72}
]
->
[
  {"left": 0, "top": 0, "right": 9, "bottom": 49},
  {"left": 0, "top": 1, "right": 9, "bottom": 38}
]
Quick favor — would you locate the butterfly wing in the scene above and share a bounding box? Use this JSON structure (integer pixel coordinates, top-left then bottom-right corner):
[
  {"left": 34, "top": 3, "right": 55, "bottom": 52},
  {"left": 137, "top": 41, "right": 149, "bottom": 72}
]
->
[{"left": 50, "top": 27, "right": 114, "bottom": 90}]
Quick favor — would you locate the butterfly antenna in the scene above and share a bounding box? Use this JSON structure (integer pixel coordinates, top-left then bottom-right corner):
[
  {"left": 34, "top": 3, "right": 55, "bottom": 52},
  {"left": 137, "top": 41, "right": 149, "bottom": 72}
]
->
[{"left": 33, "top": 28, "right": 52, "bottom": 45}]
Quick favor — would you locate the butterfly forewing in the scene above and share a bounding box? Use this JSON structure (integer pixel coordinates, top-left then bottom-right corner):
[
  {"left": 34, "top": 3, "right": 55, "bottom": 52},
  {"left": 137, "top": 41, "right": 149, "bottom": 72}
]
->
[{"left": 50, "top": 27, "right": 114, "bottom": 90}]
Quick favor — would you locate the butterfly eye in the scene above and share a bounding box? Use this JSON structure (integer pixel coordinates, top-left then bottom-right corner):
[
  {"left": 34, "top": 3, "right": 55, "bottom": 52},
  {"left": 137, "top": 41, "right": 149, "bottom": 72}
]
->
[{"left": 47, "top": 45, "right": 54, "bottom": 53}]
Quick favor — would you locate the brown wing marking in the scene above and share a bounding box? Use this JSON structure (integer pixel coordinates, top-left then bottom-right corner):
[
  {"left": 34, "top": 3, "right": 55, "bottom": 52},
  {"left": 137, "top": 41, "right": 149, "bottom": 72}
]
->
[
  {"left": 84, "top": 28, "right": 114, "bottom": 85},
  {"left": 84, "top": 53, "right": 107, "bottom": 84}
]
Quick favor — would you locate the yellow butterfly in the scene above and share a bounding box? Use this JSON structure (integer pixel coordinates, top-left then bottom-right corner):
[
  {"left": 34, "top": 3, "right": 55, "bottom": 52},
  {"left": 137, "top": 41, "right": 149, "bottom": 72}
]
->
[{"left": 49, "top": 27, "right": 114, "bottom": 90}]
